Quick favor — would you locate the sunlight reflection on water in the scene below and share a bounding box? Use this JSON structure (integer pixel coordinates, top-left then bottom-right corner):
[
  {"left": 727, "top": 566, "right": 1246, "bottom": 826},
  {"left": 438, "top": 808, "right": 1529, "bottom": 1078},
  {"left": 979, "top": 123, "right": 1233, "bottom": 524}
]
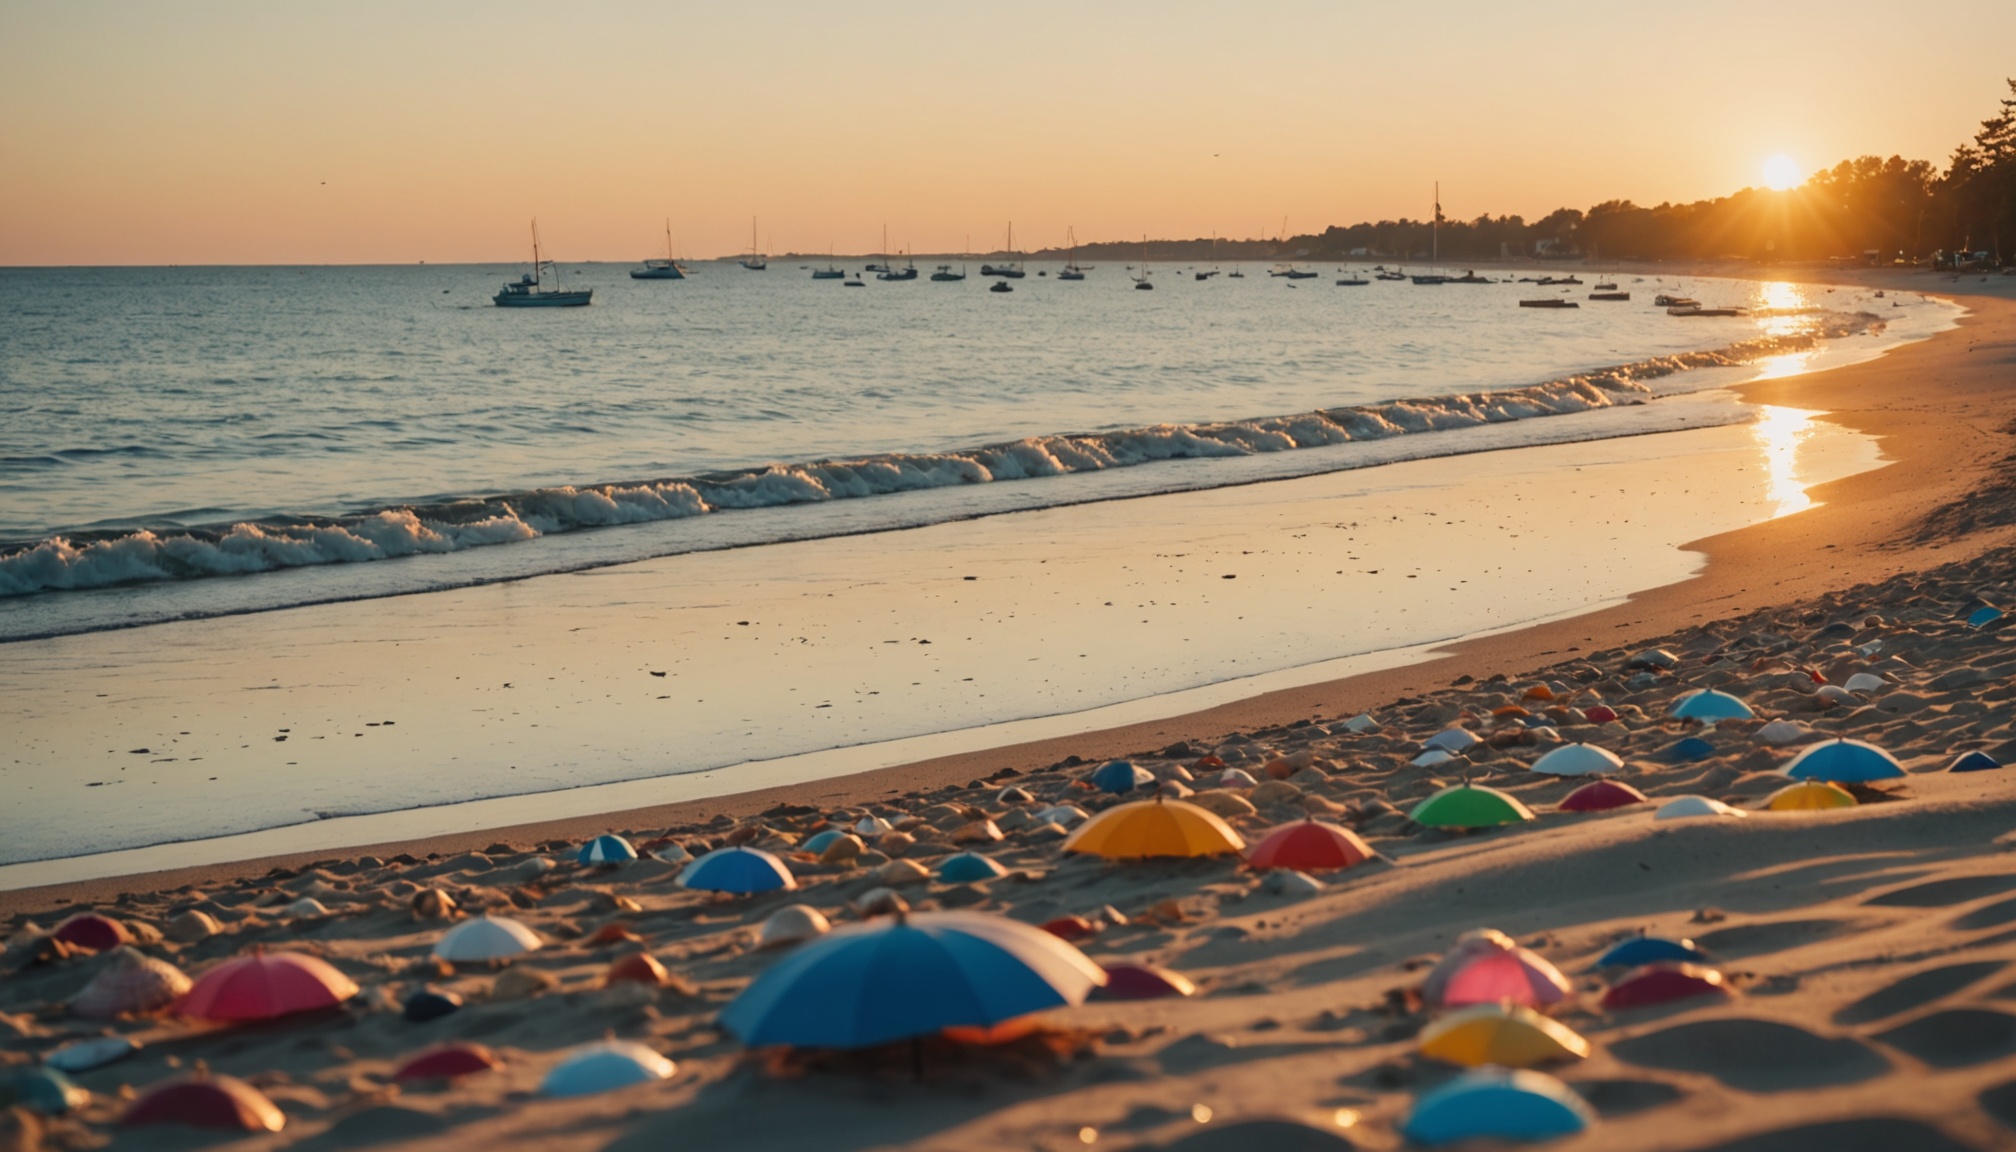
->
[{"left": 1753, "top": 403, "right": 1822, "bottom": 517}]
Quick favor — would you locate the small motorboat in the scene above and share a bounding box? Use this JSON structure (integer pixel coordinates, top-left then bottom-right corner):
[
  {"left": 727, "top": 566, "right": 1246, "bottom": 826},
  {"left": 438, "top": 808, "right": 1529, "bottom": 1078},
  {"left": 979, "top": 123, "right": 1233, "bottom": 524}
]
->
[
  {"left": 1520, "top": 298, "right": 1579, "bottom": 309},
  {"left": 1594, "top": 282, "right": 1618, "bottom": 291},
  {"left": 989, "top": 280, "right": 1013, "bottom": 293},
  {"left": 1653, "top": 294, "right": 1698, "bottom": 307},
  {"left": 843, "top": 276, "right": 866, "bottom": 287},
  {"left": 1671, "top": 306, "right": 1742, "bottom": 317},
  {"left": 1336, "top": 276, "right": 1369, "bottom": 286},
  {"left": 929, "top": 264, "right": 966, "bottom": 282},
  {"left": 1450, "top": 270, "right": 1492, "bottom": 283},
  {"left": 1588, "top": 291, "right": 1631, "bottom": 301}
]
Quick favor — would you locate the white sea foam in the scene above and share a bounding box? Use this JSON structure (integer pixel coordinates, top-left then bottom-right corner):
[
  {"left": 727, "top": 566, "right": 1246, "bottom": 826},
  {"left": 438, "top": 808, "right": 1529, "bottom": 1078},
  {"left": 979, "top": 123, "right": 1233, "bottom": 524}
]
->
[{"left": 0, "top": 316, "right": 1882, "bottom": 602}]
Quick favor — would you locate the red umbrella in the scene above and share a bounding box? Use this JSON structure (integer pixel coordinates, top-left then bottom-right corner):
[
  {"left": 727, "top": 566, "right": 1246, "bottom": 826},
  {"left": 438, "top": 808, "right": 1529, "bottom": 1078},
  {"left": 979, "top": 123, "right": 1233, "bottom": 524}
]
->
[
  {"left": 123, "top": 1075, "right": 285, "bottom": 1131},
  {"left": 1245, "top": 819, "right": 1374, "bottom": 872},
  {"left": 176, "top": 950, "right": 359, "bottom": 1021},
  {"left": 1600, "top": 962, "right": 1732, "bottom": 1010},
  {"left": 1041, "top": 915, "right": 1099, "bottom": 941},
  {"left": 1584, "top": 705, "right": 1619, "bottom": 724},
  {"left": 1558, "top": 780, "right": 1648, "bottom": 812},
  {"left": 1093, "top": 962, "right": 1196, "bottom": 1000},
  {"left": 53, "top": 913, "right": 129, "bottom": 953},
  {"left": 394, "top": 1043, "right": 504, "bottom": 1081}
]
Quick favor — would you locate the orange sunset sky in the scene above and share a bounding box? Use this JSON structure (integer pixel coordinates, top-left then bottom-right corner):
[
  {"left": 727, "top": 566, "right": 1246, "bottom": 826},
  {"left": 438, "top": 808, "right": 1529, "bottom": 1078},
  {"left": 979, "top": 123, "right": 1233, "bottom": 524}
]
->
[{"left": 3, "top": 1, "right": 2012, "bottom": 265}]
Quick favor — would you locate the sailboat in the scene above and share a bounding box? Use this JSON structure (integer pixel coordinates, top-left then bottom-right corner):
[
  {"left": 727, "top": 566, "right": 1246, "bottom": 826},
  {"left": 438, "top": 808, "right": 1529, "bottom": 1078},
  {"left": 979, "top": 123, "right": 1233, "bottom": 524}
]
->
[
  {"left": 630, "top": 220, "right": 687, "bottom": 280},
  {"left": 1411, "top": 185, "right": 1450, "bottom": 284},
  {"left": 811, "top": 244, "right": 845, "bottom": 279},
  {"left": 1196, "top": 234, "right": 1220, "bottom": 280},
  {"left": 1058, "top": 227, "right": 1088, "bottom": 280},
  {"left": 495, "top": 220, "right": 592, "bottom": 307},
  {"left": 876, "top": 229, "right": 918, "bottom": 281},
  {"left": 981, "top": 223, "right": 1026, "bottom": 278},
  {"left": 1133, "top": 236, "right": 1153, "bottom": 290},
  {"left": 739, "top": 217, "right": 767, "bottom": 270}
]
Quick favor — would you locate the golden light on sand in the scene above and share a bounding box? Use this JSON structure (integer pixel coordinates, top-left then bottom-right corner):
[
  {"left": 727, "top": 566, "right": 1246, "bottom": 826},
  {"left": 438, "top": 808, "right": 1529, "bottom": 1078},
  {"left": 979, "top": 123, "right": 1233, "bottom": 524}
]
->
[
  {"left": 1753, "top": 404, "right": 1819, "bottom": 517},
  {"left": 1762, "top": 154, "right": 1802, "bottom": 191}
]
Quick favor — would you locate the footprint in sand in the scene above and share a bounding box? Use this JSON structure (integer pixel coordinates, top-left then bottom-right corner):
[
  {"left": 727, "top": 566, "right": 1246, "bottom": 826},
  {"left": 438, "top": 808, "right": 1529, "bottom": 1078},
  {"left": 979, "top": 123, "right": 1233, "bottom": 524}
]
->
[
  {"left": 1610, "top": 1018, "right": 1888, "bottom": 1092},
  {"left": 1694, "top": 1117, "right": 1985, "bottom": 1152},
  {"left": 1873, "top": 1008, "right": 2016, "bottom": 1068},
  {"left": 1571, "top": 1078, "right": 1684, "bottom": 1117},
  {"left": 1834, "top": 961, "right": 2007, "bottom": 1025},
  {"left": 1952, "top": 895, "right": 2016, "bottom": 931},
  {"left": 1864, "top": 874, "right": 2016, "bottom": 908},
  {"left": 1981, "top": 1079, "right": 2016, "bottom": 1131}
]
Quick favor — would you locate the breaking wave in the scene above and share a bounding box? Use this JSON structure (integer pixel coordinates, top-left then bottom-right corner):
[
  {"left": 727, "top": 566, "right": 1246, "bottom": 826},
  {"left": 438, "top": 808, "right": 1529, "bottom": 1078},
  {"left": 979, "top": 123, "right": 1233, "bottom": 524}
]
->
[{"left": 0, "top": 317, "right": 1879, "bottom": 600}]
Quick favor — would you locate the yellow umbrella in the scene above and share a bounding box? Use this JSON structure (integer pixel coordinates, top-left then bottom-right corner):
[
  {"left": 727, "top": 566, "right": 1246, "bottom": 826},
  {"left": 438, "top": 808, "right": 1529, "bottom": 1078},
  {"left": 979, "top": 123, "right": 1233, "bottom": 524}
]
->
[
  {"left": 1418, "top": 1003, "right": 1590, "bottom": 1068},
  {"left": 1766, "top": 780, "right": 1857, "bottom": 811},
  {"left": 1063, "top": 798, "right": 1245, "bottom": 859}
]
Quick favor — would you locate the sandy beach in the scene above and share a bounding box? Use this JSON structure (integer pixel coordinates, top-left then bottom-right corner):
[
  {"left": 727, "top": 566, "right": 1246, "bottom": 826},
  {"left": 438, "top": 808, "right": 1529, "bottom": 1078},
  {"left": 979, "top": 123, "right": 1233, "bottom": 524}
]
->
[{"left": 2, "top": 268, "right": 2014, "bottom": 1150}]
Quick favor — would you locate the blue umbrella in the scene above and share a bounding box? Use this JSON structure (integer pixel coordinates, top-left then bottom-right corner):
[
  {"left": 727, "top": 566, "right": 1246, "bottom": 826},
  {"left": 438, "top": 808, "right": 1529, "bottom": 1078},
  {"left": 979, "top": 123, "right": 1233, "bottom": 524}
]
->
[
  {"left": 7, "top": 1067, "right": 87, "bottom": 1115},
  {"left": 403, "top": 989, "right": 462, "bottom": 1023},
  {"left": 1950, "top": 751, "right": 2002, "bottom": 773},
  {"left": 1785, "top": 738, "right": 1905, "bottom": 783},
  {"left": 1967, "top": 605, "right": 2003, "bottom": 629},
  {"left": 1671, "top": 689, "right": 1754, "bottom": 722},
  {"left": 1090, "top": 760, "right": 1156, "bottom": 794},
  {"left": 1598, "top": 937, "right": 1709, "bottom": 968},
  {"left": 1666, "top": 736, "right": 1716, "bottom": 763},
  {"left": 802, "top": 829, "right": 847, "bottom": 854},
  {"left": 937, "top": 852, "right": 1009, "bottom": 884},
  {"left": 576, "top": 834, "right": 637, "bottom": 865},
  {"left": 679, "top": 846, "right": 797, "bottom": 894},
  {"left": 1402, "top": 1067, "right": 1594, "bottom": 1145},
  {"left": 719, "top": 911, "right": 1106, "bottom": 1048}
]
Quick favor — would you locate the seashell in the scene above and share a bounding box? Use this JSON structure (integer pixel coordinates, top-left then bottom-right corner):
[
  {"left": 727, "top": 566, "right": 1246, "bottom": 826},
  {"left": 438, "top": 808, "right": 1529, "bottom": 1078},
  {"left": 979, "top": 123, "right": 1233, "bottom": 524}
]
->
[
  {"left": 875, "top": 831, "right": 917, "bottom": 856},
  {"left": 874, "top": 858, "right": 931, "bottom": 886},
  {"left": 851, "top": 888, "right": 910, "bottom": 919},
  {"left": 952, "top": 820, "right": 1004, "bottom": 844},
  {"left": 490, "top": 966, "right": 559, "bottom": 1001},
  {"left": 818, "top": 834, "right": 865, "bottom": 865},
  {"left": 1190, "top": 791, "right": 1258, "bottom": 818},
  {"left": 165, "top": 910, "right": 222, "bottom": 943},
  {"left": 412, "top": 888, "right": 459, "bottom": 920},
  {"left": 854, "top": 816, "right": 894, "bottom": 836},
  {"left": 995, "top": 786, "right": 1033, "bottom": 804},
  {"left": 71, "top": 948, "right": 192, "bottom": 1019},
  {"left": 759, "top": 905, "right": 832, "bottom": 948},
  {"left": 283, "top": 898, "right": 331, "bottom": 920},
  {"left": 1250, "top": 780, "right": 1304, "bottom": 807}
]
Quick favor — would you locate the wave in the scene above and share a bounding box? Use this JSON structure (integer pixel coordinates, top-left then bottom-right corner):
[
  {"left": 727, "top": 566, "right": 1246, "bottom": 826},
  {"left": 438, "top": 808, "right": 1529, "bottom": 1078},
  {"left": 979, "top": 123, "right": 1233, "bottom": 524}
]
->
[{"left": 0, "top": 316, "right": 1879, "bottom": 600}]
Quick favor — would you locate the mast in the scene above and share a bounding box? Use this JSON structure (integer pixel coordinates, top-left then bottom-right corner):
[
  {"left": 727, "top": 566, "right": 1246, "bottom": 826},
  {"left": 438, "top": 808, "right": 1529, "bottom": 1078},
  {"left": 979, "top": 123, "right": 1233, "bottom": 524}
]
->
[
  {"left": 1432, "top": 182, "right": 1440, "bottom": 268},
  {"left": 531, "top": 219, "right": 542, "bottom": 288}
]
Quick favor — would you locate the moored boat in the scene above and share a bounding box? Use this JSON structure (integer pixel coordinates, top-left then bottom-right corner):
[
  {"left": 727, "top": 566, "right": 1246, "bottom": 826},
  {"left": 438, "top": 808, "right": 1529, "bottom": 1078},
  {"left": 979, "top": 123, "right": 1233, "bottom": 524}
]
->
[
  {"left": 630, "top": 220, "right": 687, "bottom": 280},
  {"left": 1520, "top": 298, "right": 1579, "bottom": 308},
  {"left": 495, "top": 221, "right": 592, "bottom": 307}
]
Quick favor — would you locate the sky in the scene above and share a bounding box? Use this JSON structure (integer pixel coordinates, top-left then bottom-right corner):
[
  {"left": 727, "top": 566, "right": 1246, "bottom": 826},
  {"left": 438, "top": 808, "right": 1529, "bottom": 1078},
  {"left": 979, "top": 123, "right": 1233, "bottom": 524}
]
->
[{"left": 3, "top": 1, "right": 2012, "bottom": 265}]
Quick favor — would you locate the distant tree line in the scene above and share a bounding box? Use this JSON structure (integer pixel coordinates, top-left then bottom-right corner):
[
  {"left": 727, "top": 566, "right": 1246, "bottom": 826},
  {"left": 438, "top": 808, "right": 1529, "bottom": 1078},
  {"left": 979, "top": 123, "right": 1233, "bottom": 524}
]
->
[{"left": 1041, "top": 80, "right": 2014, "bottom": 267}]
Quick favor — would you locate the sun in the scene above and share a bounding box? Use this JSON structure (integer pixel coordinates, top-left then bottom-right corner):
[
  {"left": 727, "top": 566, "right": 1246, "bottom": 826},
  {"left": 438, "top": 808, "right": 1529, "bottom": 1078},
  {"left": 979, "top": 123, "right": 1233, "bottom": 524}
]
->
[{"left": 1762, "top": 154, "right": 1802, "bottom": 191}]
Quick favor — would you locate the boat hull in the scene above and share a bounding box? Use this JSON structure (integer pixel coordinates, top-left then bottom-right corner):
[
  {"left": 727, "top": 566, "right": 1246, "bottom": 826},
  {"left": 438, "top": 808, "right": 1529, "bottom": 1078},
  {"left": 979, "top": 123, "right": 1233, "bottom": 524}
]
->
[{"left": 495, "top": 290, "right": 593, "bottom": 307}]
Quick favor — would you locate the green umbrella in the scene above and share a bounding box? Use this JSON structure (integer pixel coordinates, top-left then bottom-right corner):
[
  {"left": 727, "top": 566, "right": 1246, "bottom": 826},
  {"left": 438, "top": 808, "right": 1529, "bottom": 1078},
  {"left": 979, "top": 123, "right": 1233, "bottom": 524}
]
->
[{"left": 1409, "top": 785, "right": 1535, "bottom": 829}]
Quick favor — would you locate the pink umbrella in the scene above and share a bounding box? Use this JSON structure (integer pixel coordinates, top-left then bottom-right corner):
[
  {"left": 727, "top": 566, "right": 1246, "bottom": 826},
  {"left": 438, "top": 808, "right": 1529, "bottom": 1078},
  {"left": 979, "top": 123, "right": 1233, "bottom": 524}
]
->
[
  {"left": 1424, "top": 929, "right": 1571, "bottom": 1008},
  {"left": 176, "top": 950, "right": 359, "bottom": 1022}
]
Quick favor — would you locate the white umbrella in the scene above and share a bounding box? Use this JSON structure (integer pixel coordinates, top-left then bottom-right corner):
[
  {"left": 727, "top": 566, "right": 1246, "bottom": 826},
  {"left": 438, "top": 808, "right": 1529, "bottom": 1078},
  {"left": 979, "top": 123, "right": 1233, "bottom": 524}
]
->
[
  {"left": 433, "top": 915, "right": 543, "bottom": 962},
  {"left": 1528, "top": 743, "right": 1622, "bottom": 776}
]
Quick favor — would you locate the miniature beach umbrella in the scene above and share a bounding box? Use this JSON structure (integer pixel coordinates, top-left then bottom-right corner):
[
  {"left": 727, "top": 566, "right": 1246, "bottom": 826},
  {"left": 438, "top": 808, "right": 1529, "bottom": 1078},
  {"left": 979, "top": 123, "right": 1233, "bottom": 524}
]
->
[
  {"left": 1671, "top": 689, "right": 1754, "bottom": 722},
  {"left": 1063, "top": 798, "right": 1245, "bottom": 859},
  {"left": 679, "top": 846, "right": 798, "bottom": 893},
  {"left": 1091, "top": 962, "right": 1196, "bottom": 1001},
  {"left": 855, "top": 815, "right": 894, "bottom": 836},
  {"left": 1401, "top": 1067, "right": 1594, "bottom": 1146},
  {"left": 576, "top": 834, "right": 637, "bottom": 865},
  {"left": 1583, "top": 704, "right": 1619, "bottom": 724},
  {"left": 802, "top": 829, "right": 848, "bottom": 854},
  {"left": 1968, "top": 605, "right": 2003, "bottom": 628},
  {"left": 1424, "top": 727, "right": 1480, "bottom": 753},
  {"left": 1601, "top": 962, "right": 1732, "bottom": 1010},
  {"left": 52, "top": 913, "right": 129, "bottom": 953},
  {"left": 123, "top": 1075, "right": 286, "bottom": 1132},
  {"left": 937, "top": 852, "right": 1010, "bottom": 883},
  {"left": 1090, "top": 759, "right": 1156, "bottom": 794},
  {"left": 720, "top": 910, "right": 1106, "bottom": 1049},
  {"left": 394, "top": 1042, "right": 503, "bottom": 1082},
  {"left": 176, "top": 951, "right": 359, "bottom": 1022},
  {"left": 1950, "top": 751, "right": 2002, "bottom": 773},
  {"left": 1216, "top": 767, "right": 1260, "bottom": 788},
  {"left": 8, "top": 1068, "right": 87, "bottom": 1115},
  {"left": 540, "top": 1040, "right": 675, "bottom": 1097},
  {"left": 1559, "top": 780, "right": 1647, "bottom": 812},
  {"left": 1784, "top": 738, "right": 1906, "bottom": 783},
  {"left": 46, "top": 1036, "right": 141, "bottom": 1074},
  {"left": 1767, "top": 780, "right": 1857, "bottom": 811},
  {"left": 433, "top": 915, "right": 543, "bottom": 963},
  {"left": 1597, "top": 937, "right": 1709, "bottom": 969},
  {"left": 1530, "top": 743, "right": 1623, "bottom": 777},
  {"left": 1244, "top": 819, "right": 1374, "bottom": 872},
  {"left": 1424, "top": 929, "right": 1572, "bottom": 1009},
  {"left": 1654, "top": 795, "right": 1747, "bottom": 821},
  {"left": 1411, "top": 749, "right": 1458, "bottom": 768},
  {"left": 1418, "top": 1003, "right": 1591, "bottom": 1068},
  {"left": 402, "top": 989, "right": 462, "bottom": 1022},
  {"left": 1666, "top": 736, "right": 1716, "bottom": 763},
  {"left": 1409, "top": 785, "right": 1536, "bottom": 830}
]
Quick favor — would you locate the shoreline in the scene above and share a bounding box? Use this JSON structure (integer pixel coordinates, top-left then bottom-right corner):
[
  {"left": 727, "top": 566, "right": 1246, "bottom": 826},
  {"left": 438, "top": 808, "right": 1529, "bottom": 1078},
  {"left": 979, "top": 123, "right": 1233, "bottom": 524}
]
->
[{"left": 3, "top": 268, "right": 2010, "bottom": 915}]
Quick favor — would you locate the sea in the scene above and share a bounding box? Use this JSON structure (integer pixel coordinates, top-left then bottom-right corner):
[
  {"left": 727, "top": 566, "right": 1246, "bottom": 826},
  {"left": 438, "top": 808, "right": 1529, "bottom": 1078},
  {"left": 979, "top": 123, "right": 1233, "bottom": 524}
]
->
[{"left": 0, "top": 261, "right": 1954, "bottom": 642}]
